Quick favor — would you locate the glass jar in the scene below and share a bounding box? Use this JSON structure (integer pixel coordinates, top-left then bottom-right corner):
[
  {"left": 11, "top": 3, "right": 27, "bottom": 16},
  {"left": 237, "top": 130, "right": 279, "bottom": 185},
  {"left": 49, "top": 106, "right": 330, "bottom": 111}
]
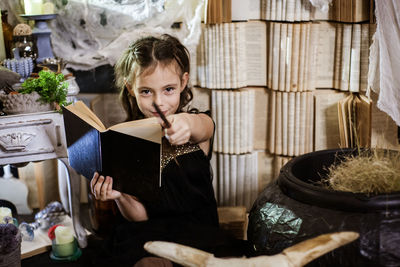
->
[{"left": 12, "top": 35, "right": 36, "bottom": 59}]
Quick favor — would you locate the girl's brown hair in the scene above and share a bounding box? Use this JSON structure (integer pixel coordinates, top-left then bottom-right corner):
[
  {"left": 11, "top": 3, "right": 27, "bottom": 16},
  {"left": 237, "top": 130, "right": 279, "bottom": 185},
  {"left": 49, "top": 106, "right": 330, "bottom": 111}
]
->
[{"left": 115, "top": 34, "right": 193, "bottom": 121}]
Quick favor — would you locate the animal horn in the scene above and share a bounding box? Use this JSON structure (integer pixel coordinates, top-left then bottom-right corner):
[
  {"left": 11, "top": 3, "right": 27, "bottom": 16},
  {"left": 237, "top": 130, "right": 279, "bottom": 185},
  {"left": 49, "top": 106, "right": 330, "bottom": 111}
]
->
[
  {"left": 282, "top": 231, "right": 359, "bottom": 267},
  {"left": 144, "top": 231, "right": 359, "bottom": 267}
]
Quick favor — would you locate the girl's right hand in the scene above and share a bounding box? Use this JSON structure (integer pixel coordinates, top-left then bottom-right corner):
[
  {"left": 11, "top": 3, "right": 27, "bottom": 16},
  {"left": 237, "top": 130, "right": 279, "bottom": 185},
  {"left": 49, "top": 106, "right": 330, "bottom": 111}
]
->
[{"left": 90, "top": 172, "right": 122, "bottom": 201}]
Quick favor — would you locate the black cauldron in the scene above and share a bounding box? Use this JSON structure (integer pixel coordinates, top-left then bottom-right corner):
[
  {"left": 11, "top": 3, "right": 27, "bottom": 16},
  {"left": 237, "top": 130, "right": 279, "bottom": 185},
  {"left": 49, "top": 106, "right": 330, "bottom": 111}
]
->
[{"left": 248, "top": 148, "right": 400, "bottom": 267}]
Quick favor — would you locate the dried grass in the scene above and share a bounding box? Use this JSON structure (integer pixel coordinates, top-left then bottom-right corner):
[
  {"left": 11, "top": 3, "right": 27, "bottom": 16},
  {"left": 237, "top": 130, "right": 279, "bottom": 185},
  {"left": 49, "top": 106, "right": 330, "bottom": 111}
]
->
[{"left": 324, "top": 149, "right": 400, "bottom": 196}]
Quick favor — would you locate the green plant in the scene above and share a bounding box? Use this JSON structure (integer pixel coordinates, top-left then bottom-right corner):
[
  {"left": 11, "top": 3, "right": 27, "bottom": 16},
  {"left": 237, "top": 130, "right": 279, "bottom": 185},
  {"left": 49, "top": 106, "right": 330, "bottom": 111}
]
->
[{"left": 20, "top": 70, "right": 70, "bottom": 109}]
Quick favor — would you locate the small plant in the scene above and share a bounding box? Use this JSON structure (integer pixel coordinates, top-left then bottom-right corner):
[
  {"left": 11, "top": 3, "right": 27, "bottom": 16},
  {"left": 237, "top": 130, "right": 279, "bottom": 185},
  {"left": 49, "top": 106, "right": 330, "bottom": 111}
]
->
[{"left": 19, "top": 70, "right": 70, "bottom": 109}]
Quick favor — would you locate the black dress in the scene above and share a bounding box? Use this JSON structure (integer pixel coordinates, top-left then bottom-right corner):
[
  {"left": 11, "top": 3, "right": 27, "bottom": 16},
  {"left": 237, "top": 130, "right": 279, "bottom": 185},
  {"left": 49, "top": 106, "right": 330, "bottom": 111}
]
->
[{"left": 94, "top": 139, "right": 247, "bottom": 266}]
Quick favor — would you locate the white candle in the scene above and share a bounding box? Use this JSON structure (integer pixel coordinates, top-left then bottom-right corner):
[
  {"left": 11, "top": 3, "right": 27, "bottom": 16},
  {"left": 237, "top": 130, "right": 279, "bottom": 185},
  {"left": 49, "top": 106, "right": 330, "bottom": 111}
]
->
[
  {"left": 24, "top": 0, "right": 43, "bottom": 15},
  {"left": 0, "top": 207, "right": 12, "bottom": 223},
  {"left": 42, "top": 2, "right": 55, "bottom": 14},
  {"left": 54, "top": 226, "right": 74, "bottom": 244}
]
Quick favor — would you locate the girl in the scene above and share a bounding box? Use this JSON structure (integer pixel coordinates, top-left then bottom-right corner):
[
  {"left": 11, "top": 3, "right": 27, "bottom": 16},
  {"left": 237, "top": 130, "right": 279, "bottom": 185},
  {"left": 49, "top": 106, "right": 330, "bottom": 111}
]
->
[{"left": 90, "top": 34, "right": 246, "bottom": 266}]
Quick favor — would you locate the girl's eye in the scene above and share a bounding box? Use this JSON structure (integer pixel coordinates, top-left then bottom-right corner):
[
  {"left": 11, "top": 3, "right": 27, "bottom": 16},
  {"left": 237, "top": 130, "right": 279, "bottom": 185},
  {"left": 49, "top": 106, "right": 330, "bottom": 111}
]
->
[
  {"left": 165, "top": 87, "right": 175, "bottom": 94},
  {"left": 140, "top": 89, "right": 152, "bottom": 96}
]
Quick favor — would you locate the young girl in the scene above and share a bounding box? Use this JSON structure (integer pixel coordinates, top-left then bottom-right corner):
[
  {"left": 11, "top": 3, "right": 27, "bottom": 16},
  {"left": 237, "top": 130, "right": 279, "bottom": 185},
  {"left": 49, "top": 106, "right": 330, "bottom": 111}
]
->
[{"left": 90, "top": 34, "right": 246, "bottom": 266}]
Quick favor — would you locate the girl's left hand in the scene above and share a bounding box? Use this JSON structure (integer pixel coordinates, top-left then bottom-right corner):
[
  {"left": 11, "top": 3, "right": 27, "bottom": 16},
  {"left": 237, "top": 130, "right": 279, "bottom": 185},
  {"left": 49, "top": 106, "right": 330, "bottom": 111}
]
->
[{"left": 162, "top": 113, "right": 191, "bottom": 145}]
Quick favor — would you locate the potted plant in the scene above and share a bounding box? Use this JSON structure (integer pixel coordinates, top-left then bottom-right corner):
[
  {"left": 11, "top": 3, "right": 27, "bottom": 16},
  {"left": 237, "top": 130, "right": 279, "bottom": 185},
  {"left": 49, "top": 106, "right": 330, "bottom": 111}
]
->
[{"left": 0, "top": 70, "right": 69, "bottom": 114}]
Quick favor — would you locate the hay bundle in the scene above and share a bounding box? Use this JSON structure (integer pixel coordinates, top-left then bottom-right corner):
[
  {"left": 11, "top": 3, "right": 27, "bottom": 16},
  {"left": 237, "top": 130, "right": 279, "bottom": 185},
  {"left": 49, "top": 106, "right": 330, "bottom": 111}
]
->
[{"left": 324, "top": 150, "right": 400, "bottom": 196}]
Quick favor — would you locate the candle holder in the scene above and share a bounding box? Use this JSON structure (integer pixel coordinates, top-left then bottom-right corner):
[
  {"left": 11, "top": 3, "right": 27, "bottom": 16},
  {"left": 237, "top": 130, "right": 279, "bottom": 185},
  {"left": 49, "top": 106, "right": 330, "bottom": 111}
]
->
[
  {"left": 50, "top": 238, "right": 82, "bottom": 261},
  {"left": 20, "top": 14, "right": 57, "bottom": 63}
]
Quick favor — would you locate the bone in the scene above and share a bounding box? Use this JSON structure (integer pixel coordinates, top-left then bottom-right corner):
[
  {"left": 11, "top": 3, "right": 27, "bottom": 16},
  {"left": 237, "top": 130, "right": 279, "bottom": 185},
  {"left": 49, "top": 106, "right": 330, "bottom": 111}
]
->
[{"left": 144, "top": 231, "right": 359, "bottom": 267}]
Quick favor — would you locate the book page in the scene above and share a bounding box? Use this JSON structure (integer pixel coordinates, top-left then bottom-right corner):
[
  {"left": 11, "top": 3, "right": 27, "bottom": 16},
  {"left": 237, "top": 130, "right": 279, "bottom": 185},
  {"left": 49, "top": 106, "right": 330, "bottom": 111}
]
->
[
  {"left": 268, "top": 90, "right": 276, "bottom": 154},
  {"left": 229, "top": 90, "right": 235, "bottom": 153},
  {"left": 272, "top": 22, "right": 281, "bottom": 90},
  {"left": 253, "top": 88, "right": 269, "bottom": 150},
  {"left": 314, "top": 22, "right": 335, "bottom": 89},
  {"left": 370, "top": 92, "right": 400, "bottom": 150},
  {"left": 349, "top": 24, "right": 361, "bottom": 92},
  {"left": 286, "top": 0, "right": 295, "bottom": 21},
  {"left": 279, "top": 23, "right": 288, "bottom": 91},
  {"left": 314, "top": 90, "right": 346, "bottom": 151},
  {"left": 298, "top": 23, "right": 306, "bottom": 92},
  {"left": 267, "top": 22, "right": 273, "bottom": 89},
  {"left": 65, "top": 101, "right": 106, "bottom": 131},
  {"left": 241, "top": 90, "right": 249, "bottom": 153},
  {"left": 223, "top": 153, "right": 230, "bottom": 206},
  {"left": 217, "top": 90, "right": 223, "bottom": 152},
  {"left": 356, "top": 94, "right": 372, "bottom": 147},
  {"left": 276, "top": 0, "right": 282, "bottom": 20},
  {"left": 230, "top": 154, "right": 237, "bottom": 206},
  {"left": 234, "top": 90, "right": 241, "bottom": 153},
  {"left": 248, "top": 89, "right": 255, "bottom": 152},
  {"left": 340, "top": 24, "right": 352, "bottom": 91},
  {"left": 303, "top": 23, "right": 311, "bottom": 91},
  {"left": 305, "top": 92, "right": 314, "bottom": 152},
  {"left": 285, "top": 24, "right": 293, "bottom": 92},
  {"left": 275, "top": 91, "right": 283, "bottom": 154},
  {"left": 299, "top": 91, "right": 307, "bottom": 154},
  {"left": 237, "top": 154, "right": 246, "bottom": 206},
  {"left": 290, "top": 23, "right": 300, "bottom": 92},
  {"left": 333, "top": 23, "right": 343, "bottom": 89},
  {"left": 359, "top": 23, "right": 369, "bottom": 92},
  {"left": 109, "top": 117, "right": 162, "bottom": 144},
  {"left": 245, "top": 21, "right": 267, "bottom": 87},
  {"left": 282, "top": 92, "right": 289, "bottom": 155},
  {"left": 222, "top": 91, "right": 229, "bottom": 153},
  {"left": 294, "top": 92, "right": 301, "bottom": 155},
  {"left": 288, "top": 92, "right": 295, "bottom": 155},
  {"left": 347, "top": 94, "right": 355, "bottom": 147}
]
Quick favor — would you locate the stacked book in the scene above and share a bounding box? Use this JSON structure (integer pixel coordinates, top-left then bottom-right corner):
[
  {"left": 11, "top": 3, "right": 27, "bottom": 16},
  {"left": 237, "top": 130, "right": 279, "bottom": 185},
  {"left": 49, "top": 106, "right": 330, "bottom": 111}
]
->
[
  {"left": 315, "top": 22, "right": 373, "bottom": 92},
  {"left": 216, "top": 152, "right": 258, "bottom": 209},
  {"left": 196, "top": 21, "right": 267, "bottom": 89},
  {"left": 261, "top": 0, "right": 312, "bottom": 21},
  {"left": 260, "top": 0, "right": 370, "bottom": 22},
  {"left": 267, "top": 22, "right": 317, "bottom": 92},
  {"left": 267, "top": 91, "right": 314, "bottom": 156},
  {"left": 211, "top": 89, "right": 255, "bottom": 154}
]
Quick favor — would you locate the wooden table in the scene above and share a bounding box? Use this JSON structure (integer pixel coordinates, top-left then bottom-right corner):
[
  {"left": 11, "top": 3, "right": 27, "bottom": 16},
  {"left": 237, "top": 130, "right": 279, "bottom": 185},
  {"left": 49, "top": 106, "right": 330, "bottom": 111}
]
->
[{"left": 0, "top": 111, "right": 87, "bottom": 248}]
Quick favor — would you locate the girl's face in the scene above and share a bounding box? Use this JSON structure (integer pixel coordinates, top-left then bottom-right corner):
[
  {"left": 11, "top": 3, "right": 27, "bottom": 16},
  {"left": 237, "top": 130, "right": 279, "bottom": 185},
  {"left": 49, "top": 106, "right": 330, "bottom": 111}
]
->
[{"left": 130, "top": 61, "right": 188, "bottom": 119}]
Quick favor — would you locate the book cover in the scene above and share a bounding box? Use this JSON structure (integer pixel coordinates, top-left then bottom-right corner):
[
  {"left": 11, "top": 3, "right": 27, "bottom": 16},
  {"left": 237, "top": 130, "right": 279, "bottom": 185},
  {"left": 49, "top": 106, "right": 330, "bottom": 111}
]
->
[{"left": 62, "top": 101, "right": 162, "bottom": 202}]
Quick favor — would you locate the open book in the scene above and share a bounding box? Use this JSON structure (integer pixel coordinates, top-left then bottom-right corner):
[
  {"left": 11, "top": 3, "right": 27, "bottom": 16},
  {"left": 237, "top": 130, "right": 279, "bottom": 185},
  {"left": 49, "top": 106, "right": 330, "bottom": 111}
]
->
[
  {"left": 337, "top": 93, "right": 371, "bottom": 148},
  {"left": 62, "top": 101, "right": 162, "bottom": 202}
]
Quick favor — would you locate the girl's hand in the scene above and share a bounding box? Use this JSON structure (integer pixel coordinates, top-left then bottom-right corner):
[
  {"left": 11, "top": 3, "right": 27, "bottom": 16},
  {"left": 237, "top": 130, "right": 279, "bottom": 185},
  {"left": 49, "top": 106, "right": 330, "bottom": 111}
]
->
[
  {"left": 163, "top": 113, "right": 192, "bottom": 145},
  {"left": 90, "top": 172, "right": 121, "bottom": 201}
]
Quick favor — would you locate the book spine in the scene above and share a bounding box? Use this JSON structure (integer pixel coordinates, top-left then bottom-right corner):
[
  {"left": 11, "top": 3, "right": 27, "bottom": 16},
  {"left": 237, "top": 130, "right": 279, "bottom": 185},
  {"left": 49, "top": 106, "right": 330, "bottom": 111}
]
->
[
  {"left": 285, "top": 24, "right": 293, "bottom": 92},
  {"left": 229, "top": 90, "right": 234, "bottom": 153},
  {"left": 272, "top": 23, "right": 281, "bottom": 90},
  {"left": 282, "top": 92, "right": 289, "bottom": 155},
  {"left": 268, "top": 90, "right": 276, "bottom": 154},
  {"left": 340, "top": 24, "right": 352, "bottom": 91},
  {"left": 224, "top": 23, "right": 231, "bottom": 88},
  {"left": 230, "top": 154, "right": 237, "bottom": 206},
  {"left": 279, "top": 23, "right": 288, "bottom": 92},
  {"left": 298, "top": 23, "right": 306, "bottom": 92},
  {"left": 359, "top": 23, "right": 369, "bottom": 92},
  {"left": 333, "top": 23, "right": 343, "bottom": 90},
  {"left": 294, "top": 92, "right": 301, "bottom": 155},
  {"left": 290, "top": 23, "right": 300, "bottom": 92},
  {"left": 349, "top": 23, "right": 361, "bottom": 92},
  {"left": 234, "top": 90, "right": 241, "bottom": 154}
]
